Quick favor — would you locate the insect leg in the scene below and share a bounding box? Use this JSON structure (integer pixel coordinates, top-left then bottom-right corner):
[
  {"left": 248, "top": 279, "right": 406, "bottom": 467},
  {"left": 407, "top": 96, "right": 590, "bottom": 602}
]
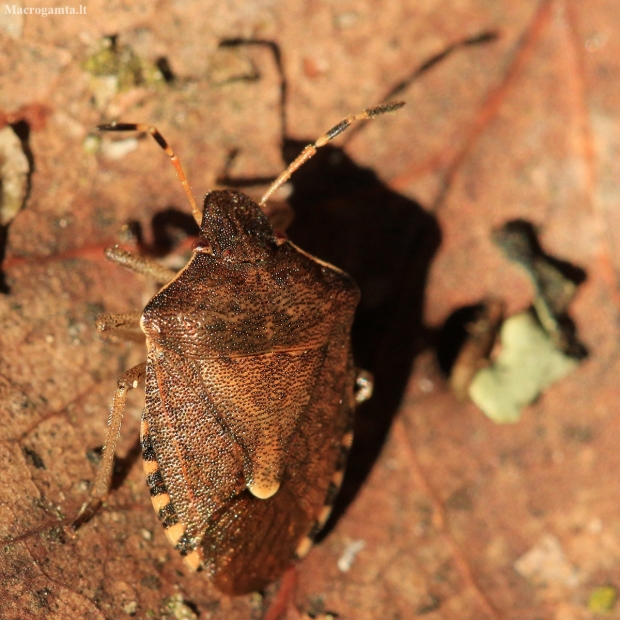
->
[
  {"left": 104, "top": 245, "right": 176, "bottom": 283},
  {"left": 259, "top": 101, "right": 405, "bottom": 206},
  {"left": 95, "top": 312, "right": 144, "bottom": 344},
  {"left": 354, "top": 369, "right": 374, "bottom": 404},
  {"left": 96, "top": 312, "right": 141, "bottom": 331},
  {"left": 97, "top": 122, "right": 202, "bottom": 226},
  {"left": 71, "top": 362, "right": 147, "bottom": 530}
]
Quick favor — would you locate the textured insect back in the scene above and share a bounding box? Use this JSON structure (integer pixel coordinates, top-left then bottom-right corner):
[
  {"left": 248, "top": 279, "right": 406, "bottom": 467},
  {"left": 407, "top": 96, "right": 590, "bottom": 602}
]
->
[{"left": 140, "top": 187, "right": 361, "bottom": 593}]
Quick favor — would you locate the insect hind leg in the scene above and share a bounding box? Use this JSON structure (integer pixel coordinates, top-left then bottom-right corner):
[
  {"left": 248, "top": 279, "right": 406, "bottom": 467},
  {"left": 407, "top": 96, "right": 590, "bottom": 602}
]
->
[
  {"left": 354, "top": 369, "right": 374, "bottom": 404},
  {"left": 71, "top": 362, "right": 146, "bottom": 531}
]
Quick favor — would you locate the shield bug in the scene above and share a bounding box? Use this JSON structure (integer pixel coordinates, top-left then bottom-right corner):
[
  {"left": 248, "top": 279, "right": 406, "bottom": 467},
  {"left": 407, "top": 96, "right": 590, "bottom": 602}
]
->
[{"left": 72, "top": 101, "right": 404, "bottom": 595}]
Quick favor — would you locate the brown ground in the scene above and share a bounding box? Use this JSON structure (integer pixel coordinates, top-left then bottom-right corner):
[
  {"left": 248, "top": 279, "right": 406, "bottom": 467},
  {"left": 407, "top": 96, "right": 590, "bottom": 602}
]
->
[{"left": 1, "top": 1, "right": 620, "bottom": 619}]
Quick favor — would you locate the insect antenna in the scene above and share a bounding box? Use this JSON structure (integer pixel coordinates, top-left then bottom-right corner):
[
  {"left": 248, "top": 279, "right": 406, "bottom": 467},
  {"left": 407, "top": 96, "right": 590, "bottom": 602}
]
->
[
  {"left": 96, "top": 122, "right": 202, "bottom": 226},
  {"left": 259, "top": 101, "right": 405, "bottom": 206}
]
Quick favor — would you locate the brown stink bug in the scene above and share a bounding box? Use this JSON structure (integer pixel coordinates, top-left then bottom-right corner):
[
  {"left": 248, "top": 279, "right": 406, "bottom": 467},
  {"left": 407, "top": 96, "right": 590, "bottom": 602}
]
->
[{"left": 72, "top": 101, "right": 404, "bottom": 595}]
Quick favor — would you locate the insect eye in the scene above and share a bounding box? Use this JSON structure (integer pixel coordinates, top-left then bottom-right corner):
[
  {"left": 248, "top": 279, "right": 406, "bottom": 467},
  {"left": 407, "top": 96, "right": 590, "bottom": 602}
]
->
[{"left": 192, "top": 238, "right": 213, "bottom": 254}]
